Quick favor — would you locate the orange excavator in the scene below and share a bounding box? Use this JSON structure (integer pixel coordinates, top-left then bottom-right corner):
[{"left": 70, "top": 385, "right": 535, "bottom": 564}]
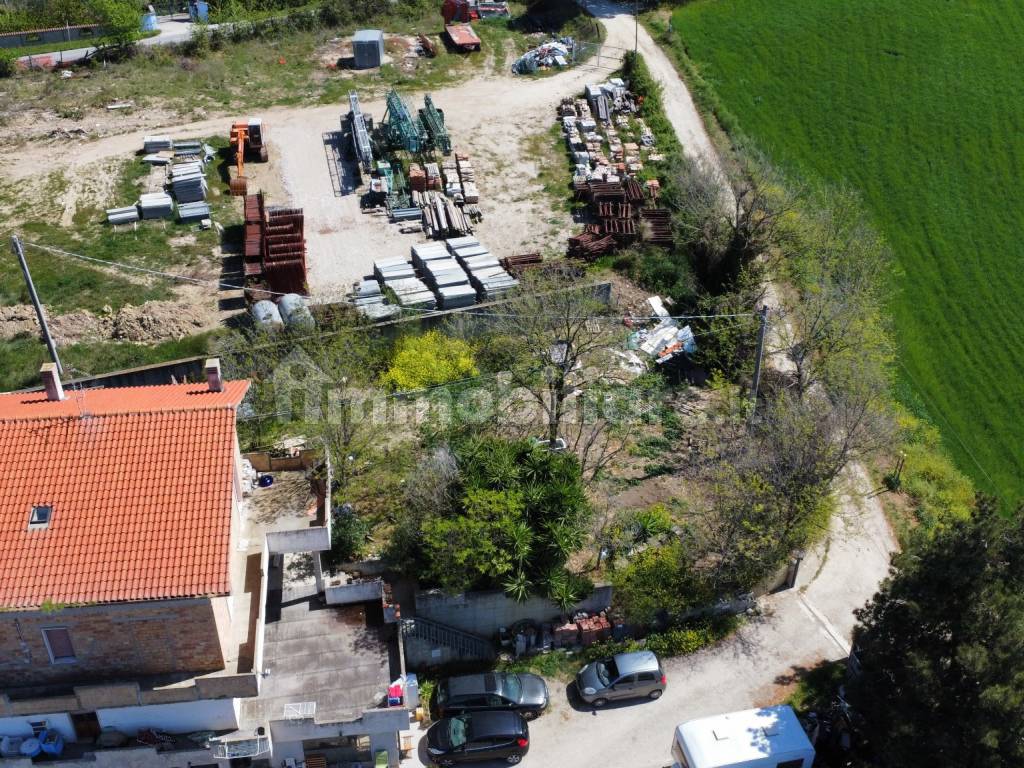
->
[{"left": 229, "top": 117, "right": 269, "bottom": 196}]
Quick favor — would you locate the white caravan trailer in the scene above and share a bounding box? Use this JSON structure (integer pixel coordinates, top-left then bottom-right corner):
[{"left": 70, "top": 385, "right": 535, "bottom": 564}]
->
[{"left": 672, "top": 705, "right": 815, "bottom": 768}]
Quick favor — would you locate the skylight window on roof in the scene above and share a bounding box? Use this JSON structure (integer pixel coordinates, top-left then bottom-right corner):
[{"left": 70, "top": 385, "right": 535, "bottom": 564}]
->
[{"left": 28, "top": 505, "right": 52, "bottom": 530}]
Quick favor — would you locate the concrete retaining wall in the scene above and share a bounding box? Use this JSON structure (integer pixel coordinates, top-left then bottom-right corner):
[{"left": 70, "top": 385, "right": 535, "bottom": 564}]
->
[
  {"left": 0, "top": 745, "right": 219, "bottom": 768},
  {"left": 325, "top": 578, "right": 384, "bottom": 606},
  {"left": 0, "top": 25, "right": 103, "bottom": 49},
  {"left": 414, "top": 585, "right": 613, "bottom": 638},
  {"left": 97, "top": 697, "right": 238, "bottom": 735}
]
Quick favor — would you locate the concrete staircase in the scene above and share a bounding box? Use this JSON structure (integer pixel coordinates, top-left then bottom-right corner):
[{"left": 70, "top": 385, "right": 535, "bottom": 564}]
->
[{"left": 401, "top": 616, "right": 496, "bottom": 669}]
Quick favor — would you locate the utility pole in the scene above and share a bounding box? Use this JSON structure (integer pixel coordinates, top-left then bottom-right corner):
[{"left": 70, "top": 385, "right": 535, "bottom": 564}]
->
[
  {"left": 11, "top": 235, "right": 63, "bottom": 375},
  {"left": 749, "top": 305, "right": 769, "bottom": 418},
  {"left": 634, "top": 0, "right": 639, "bottom": 54}
]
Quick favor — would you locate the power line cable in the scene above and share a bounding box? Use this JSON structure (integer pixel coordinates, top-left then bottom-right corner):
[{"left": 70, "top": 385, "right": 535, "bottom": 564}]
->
[{"left": 20, "top": 238, "right": 757, "bottom": 323}]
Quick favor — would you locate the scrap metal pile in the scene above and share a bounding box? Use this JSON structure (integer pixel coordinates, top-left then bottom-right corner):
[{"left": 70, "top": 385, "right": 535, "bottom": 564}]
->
[
  {"left": 559, "top": 81, "right": 672, "bottom": 260},
  {"left": 512, "top": 36, "right": 575, "bottom": 74},
  {"left": 350, "top": 237, "right": 518, "bottom": 318},
  {"left": 243, "top": 192, "right": 308, "bottom": 295}
]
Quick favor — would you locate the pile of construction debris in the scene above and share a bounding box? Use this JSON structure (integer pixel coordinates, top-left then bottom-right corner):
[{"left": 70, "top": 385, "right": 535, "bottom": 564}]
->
[
  {"left": 628, "top": 296, "right": 697, "bottom": 365},
  {"left": 350, "top": 237, "right": 518, "bottom": 318},
  {"left": 512, "top": 37, "right": 575, "bottom": 74}
]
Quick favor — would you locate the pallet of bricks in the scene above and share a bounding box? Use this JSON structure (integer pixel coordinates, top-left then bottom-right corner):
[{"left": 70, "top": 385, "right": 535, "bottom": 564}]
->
[{"left": 552, "top": 613, "right": 612, "bottom": 648}]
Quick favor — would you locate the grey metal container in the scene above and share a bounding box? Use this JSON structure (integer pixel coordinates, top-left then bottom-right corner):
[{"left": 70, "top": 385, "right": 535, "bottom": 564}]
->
[{"left": 353, "top": 29, "right": 385, "bottom": 69}]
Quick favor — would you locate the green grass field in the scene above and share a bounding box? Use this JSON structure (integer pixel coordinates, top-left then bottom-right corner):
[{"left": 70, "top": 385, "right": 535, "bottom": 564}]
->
[{"left": 670, "top": 0, "right": 1024, "bottom": 503}]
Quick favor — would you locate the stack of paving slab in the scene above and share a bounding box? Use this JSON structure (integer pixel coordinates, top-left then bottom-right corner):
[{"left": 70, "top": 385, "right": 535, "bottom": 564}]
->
[
  {"left": 143, "top": 135, "right": 173, "bottom": 153},
  {"left": 173, "top": 139, "right": 203, "bottom": 159},
  {"left": 106, "top": 206, "right": 140, "bottom": 225},
  {"left": 446, "top": 237, "right": 518, "bottom": 301},
  {"left": 138, "top": 192, "right": 174, "bottom": 219},
  {"left": 411, "top": 242, "right": 475, "bottom": 309},
  {"left": 374, "top": 256, "right": 435, "bottom": 309},
  {"left": 374, "top": 256, "right": 415, "bottom": 282},
  {"left": 177, "top": 201, "right": 212, "bottom": 223},
  {"left": 350, "top": 277, "right": 401, "bottom": 320},
  {"left": 168, "top": 161, "right": 208, "bottom": 203}
]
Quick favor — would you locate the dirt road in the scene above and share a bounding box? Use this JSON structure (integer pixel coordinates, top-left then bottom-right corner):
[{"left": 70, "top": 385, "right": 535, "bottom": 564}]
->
[{"left": 397, "top": 4, "right": 896, "bottom": 766}]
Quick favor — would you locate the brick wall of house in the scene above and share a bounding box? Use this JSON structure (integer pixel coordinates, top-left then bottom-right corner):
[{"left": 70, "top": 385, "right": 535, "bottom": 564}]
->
[{"left": 0, "top": 599, "right": 225, "bottom": 689}]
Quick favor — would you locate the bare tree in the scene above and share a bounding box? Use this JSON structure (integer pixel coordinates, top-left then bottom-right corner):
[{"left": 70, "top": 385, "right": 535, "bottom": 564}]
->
[
  {"left": 491, "top": 267, "right": 629, "bottom": 477},
  {"left": 775, "top": 187, "right": 893, "bottom": 398},
  {"left": 670, "top": 152, "right": 805, "bottom": 292}
]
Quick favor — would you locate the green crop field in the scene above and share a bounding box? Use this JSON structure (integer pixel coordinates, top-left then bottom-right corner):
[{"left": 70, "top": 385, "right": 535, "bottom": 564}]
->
[{"left": 670, "top": 0, "right": 1024, "bottom": 503}]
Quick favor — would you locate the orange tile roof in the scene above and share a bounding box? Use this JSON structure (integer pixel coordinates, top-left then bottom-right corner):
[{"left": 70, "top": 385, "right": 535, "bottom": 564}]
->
[{"left": 0, "top": 380, "right": 250, "bottom": 609}]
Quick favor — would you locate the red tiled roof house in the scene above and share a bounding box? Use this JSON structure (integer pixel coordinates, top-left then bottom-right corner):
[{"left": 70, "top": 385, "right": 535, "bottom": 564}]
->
[{"left": 0, "top": 361, "right": 254, "bottom": 750}]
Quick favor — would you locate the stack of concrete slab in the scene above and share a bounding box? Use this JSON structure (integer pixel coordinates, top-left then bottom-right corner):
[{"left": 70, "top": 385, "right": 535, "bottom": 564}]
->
[
  {"left": 143, "top": 135, "right": 173, "bottom": 153},
  {"left": 410, "top": 242, "right": 450, "bottom": 269},
  {"left": 173, "top": 139, "right": 203, "bottom": 158},
  {"left": 138, "top": 192, "right": 174, "bottom": 219},
  {"left": 177, "top": 201, "right": 211, "bottom": 223},
  {"left": 469, "top": 266, "right": 518, "bottom": 300},
  {"left": 350, "top": 277, "right": 401, "bottom": 320},
  {"left": 386, "top": 277, "right": 436, "bottom": 309},
  {"left": 445, "top": 237, "right": 518, "bottom": 300},
  {"left": 436, "top": 283, "right": 477, "bottom": 309},
  {"left": 421, "top": 258, "right": 468, "bottom": 288},
  {"left": 373, "top": 257, "right": 415, "bottom": 282},
  {"left": 106, "top": 206, "right": 140, "bottom": 225},
  {"left": 168, "top": 161, "right": 208, "bottom": 203}
]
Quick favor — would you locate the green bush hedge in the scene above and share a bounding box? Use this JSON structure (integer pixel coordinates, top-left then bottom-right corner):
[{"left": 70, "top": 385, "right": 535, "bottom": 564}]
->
[{"left": 579, "top": 615, "right": 739, "bottom": 662}]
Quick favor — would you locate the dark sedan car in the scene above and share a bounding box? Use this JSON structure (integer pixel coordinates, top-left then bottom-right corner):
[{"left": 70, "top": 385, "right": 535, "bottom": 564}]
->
[
  {"left": 426, "top": 710, "right": 530, "bottom": 766},
  {"left": 433, "top": 672, "right": 549, "bottom": 720}
]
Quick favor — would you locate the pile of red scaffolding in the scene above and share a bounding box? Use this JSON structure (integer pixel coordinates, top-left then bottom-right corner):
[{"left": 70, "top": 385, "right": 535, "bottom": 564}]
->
[
  {"left": 500, "top": 253, "right": 544, "bottom": 275},
  {"left": 567, "top": 178, "right": 673, "bottom": 260},
  {"left": 243, "top": 192, "right": 308, "bottom": 295}
]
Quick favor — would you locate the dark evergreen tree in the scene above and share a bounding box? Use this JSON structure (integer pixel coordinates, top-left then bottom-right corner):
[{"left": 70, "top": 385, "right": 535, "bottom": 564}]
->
[{"left": 851, "top": 495, "right": 1024, "bottom": 768}]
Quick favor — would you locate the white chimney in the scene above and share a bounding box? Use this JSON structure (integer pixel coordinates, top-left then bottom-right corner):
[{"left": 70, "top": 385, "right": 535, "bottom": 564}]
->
[
  {"left": 205, "top": 358, "right": 223, "bottom": 392},
  {"left": 40, "top": 363, "right": 65, "bottom": 402}
]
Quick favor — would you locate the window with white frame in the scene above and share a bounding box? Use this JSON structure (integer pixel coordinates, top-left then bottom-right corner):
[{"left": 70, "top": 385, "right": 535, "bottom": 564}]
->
[
  {"left": 28, "top": 721, "right": 47, "bottom": 736},
  {"left": 41, "top": 627, "right": 76, "bottom": 664}
]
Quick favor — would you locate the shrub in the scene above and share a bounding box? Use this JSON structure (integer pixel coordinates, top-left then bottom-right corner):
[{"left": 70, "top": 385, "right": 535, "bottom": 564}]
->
[
  {"left": 322, "top": 505, "right": 369, "bottom": 571},
  {"left": 645, "top": 616, "right": 738, "bottom": 657},
  {"left": 611, "top": 541, "right": 716, "bottom": 625},
  {"left": 185, "top": 26, "right": 211, "bottom": 57},
  {"left": 381, "top": 330, "right": 478, "bottom": 391},
  {"left": 0, "top": 51, "right": 14, "bottom": 78}
]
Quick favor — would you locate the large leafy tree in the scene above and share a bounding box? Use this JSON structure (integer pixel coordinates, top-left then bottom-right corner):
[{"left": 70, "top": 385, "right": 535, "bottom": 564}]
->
[
  {"left": 850, "top": 496, "right": 1024, "bottom": 768},
  {"left": 403, "top": 435, "right": 591, "bottom": 599}
]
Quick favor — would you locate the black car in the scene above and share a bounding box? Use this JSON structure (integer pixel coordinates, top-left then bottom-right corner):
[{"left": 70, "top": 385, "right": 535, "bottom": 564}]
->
[
  {"left": 426, "top": 710, "right": 530, "bottom": 766},
  {"left": 434, "top": 672, "right": 549, "bottom": 720}
]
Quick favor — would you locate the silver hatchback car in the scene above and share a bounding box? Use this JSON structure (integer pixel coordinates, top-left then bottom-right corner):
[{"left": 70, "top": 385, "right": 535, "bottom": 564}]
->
[{"left": 576, "top": 650, "right": 667, "bottom": 707}]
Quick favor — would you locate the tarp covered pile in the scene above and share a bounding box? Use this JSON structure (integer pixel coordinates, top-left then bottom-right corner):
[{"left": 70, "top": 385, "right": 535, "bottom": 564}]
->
[{"left": 513, "top": 37, "right": 574, "bottom": 74}]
